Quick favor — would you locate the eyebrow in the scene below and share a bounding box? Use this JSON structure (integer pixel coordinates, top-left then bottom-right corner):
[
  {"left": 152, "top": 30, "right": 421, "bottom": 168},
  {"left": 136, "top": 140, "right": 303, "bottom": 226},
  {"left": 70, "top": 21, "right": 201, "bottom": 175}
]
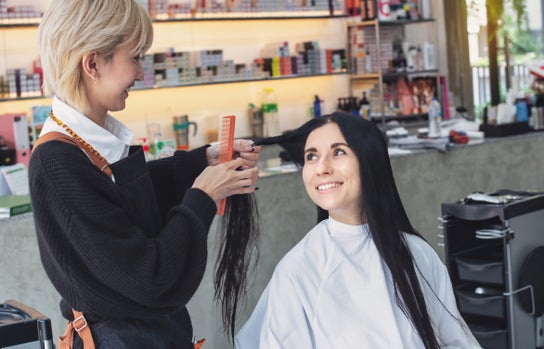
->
[{"left": 304, "top": 142, "right": 349, "bottom": 154}]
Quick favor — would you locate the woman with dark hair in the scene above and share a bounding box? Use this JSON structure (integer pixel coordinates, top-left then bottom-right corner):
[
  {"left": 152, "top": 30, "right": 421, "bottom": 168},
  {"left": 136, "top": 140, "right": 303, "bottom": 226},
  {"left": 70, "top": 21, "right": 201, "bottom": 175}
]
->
[{"left": 235, "top": 111, "right": 480, "bottom": 348}]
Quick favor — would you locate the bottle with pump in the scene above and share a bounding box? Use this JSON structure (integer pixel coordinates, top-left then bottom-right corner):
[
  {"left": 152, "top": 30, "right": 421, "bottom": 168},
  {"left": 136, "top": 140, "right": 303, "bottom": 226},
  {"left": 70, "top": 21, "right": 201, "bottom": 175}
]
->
[
  {"left": 261, "top": 88, "right": 280, "bottom": 137},
  {"left": 359, "top": 91, "right": 371, "bottom": 119},
  {"left": 428, "top": 97, "right": 442, "bottom": 138}
]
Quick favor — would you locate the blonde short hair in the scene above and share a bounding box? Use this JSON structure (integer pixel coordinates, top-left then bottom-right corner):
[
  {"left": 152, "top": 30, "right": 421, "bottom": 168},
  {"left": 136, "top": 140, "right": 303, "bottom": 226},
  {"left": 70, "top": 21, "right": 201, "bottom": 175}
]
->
[{"left": 38, "top": 0, "right": 153, "bottom": 111}]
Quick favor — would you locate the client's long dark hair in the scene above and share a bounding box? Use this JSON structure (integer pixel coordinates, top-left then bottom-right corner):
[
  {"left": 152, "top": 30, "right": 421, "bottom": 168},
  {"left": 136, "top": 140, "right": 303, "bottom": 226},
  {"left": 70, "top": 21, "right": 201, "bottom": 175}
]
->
[
  {"left": 215, "top": 192, "right": 260, "bottom": 341},
  {"left": 256, "top": 111, "right": 440, "bottom": 348}
]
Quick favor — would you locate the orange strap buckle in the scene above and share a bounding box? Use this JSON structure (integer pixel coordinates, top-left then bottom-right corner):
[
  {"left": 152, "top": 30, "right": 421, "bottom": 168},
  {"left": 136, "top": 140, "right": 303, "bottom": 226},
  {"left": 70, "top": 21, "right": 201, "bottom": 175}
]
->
[{"left": 72, "top": 315, "right": 88, "bottom": 332}]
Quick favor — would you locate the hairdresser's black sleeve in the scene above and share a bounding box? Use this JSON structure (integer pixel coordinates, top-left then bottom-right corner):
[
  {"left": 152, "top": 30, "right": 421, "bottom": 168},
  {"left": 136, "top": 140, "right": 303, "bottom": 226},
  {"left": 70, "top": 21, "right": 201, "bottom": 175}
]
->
[{"left": 147, "top": 145, "right": 209, "bottom": 224}]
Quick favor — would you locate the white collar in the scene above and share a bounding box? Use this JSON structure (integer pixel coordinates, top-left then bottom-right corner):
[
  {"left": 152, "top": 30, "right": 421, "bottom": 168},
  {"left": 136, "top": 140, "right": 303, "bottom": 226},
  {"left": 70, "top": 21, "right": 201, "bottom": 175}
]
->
[
  {"left": 40, "top": 96, "right": 133, "bottom": 164},
  {"left": 326, "top": 217, "right": 369, "bottom": 239}
]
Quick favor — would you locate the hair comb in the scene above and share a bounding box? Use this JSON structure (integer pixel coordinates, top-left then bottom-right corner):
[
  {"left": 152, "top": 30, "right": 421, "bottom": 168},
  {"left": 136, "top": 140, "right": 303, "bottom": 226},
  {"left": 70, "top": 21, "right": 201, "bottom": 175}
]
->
[{"left": 217, "top": 115, "right": 236, "bottom": 215}]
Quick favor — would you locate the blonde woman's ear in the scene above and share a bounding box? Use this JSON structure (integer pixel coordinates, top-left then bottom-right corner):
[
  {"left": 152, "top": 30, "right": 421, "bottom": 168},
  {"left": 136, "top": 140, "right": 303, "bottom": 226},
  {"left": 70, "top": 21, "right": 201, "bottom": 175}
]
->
[{"left": 81, "top": 52, "right": 99, "bottom": 82}]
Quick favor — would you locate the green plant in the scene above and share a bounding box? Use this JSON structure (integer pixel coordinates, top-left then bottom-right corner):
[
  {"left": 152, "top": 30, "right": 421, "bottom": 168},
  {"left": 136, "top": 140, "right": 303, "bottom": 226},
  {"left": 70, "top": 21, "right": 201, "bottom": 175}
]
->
[{"left": 501, "top": 0, "right": 542, "bottom": 55}]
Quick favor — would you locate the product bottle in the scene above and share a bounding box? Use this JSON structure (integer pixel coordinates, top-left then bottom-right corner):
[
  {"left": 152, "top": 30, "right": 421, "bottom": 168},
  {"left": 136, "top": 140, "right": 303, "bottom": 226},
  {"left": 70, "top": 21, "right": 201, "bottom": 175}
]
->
[
  {"left": 422, "top": 42, "right": 435, "bottom": 70},
  {"left": 366, "top": 0, "right": 376, "bottom": 19},
  {"left": 262, "top": 88, "right": 280, "bottom": 137},
  {"left": 428, "top": 97, "right": 442, "bottom": 138},
  {"left": 360, "top": 0, "right": 367, "bottom": 20},
  {"left": 377, "top": 0, "right": 392, "bottom": 21},
  {"left": 359, "top": 91, "right": 371, "bottom": 119},
  {"left": 138, "top": 137, "right": 154, "bottom": 161},
  {"left": 313, "top": 95, "right": 322, "bottom": 117},
  {"left": 364, "top": 48, "right": 372, "bottom": 73},
  {"left": 420, "top": 0, "right": 432, "bottom": 19}
]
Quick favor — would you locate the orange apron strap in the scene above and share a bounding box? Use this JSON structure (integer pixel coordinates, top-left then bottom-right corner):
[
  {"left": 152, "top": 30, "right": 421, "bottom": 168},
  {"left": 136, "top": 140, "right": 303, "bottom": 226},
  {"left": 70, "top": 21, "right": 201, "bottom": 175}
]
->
[
  {"left": 57, "top": 309, "right": 95, "bottom": 349},
  {"left": 57, "top": 319, "right": 75, "bottom": 349},
  {"left": 32, "top": 131, "right": 112, "bottom": 177},
  {"left": 32, "top": 131, "right": 77, "bottom": 153},
  {"left": 72, "top": 309, "right": 95, "bottom": 349},
  {"left": 194, "top": 338, "right": 206, "bottom": 349}
]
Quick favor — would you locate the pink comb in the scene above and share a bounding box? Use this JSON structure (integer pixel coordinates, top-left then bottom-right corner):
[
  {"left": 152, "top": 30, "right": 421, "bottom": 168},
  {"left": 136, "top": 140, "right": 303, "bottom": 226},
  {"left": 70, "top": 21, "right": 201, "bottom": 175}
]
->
[{"left": 217, "top": 115, "right": 236, "bottom": 215}]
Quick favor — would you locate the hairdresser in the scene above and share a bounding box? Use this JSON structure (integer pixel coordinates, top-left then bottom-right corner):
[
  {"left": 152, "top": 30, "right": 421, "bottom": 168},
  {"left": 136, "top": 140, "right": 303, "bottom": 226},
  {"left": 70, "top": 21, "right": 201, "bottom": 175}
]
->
[{"left": 29, "top": 0, "right": 260, "bottom": 348}]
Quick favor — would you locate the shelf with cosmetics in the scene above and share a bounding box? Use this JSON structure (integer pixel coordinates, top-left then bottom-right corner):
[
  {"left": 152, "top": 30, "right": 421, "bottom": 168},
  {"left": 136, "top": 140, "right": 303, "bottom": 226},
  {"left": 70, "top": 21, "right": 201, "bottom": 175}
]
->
[
  {"left": 347, "top": 17, "right": 442, "bottom": 127},
  {"left": 0, "top": 16, "right": 348, "bottom": 103},
  {"left": 1, "top": 5, "right": 351, "bottom": 147}
]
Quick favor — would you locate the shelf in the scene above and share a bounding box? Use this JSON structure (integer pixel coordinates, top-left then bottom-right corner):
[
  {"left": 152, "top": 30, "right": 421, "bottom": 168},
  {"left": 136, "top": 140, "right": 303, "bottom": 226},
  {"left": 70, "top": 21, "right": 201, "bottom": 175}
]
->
[
  {"left": 0, "top": 14, "right": 347, "bottom": 28},
  {"left": 0, "top": 72, "right": 347, "bottom": 103},
  {"left": 349, "top": 73, "right": 381, "bottom": 80},
  {"left": 347, "top": 14, "right": 439, "bottom": 126},
  {"left": 153, "top": 14, "right": 348, "bottom": 21},
  {"left": 0, "top": 95, "right": 44, "bottom": 103},
  {"left": 370, "top": 113, "right": 428, "bottom": 124},
  {"left": 350, "top": 70, "right": 439, "bottom": 81},
  {"left": 0, "top": 20, "right": 41, "bottom": 27},
  {"left": 382, "top": 69, "right": 439, "bottom": 80},
  {"left": 347, "top": 18, "right": 435, "bottom": 28}
]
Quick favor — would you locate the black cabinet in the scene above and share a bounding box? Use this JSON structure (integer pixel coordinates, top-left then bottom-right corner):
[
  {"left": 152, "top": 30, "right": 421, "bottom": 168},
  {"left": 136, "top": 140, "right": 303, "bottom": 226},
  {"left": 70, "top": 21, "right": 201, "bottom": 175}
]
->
[{"left": 441, "top": 191, "right": 544, "bottom": 349}]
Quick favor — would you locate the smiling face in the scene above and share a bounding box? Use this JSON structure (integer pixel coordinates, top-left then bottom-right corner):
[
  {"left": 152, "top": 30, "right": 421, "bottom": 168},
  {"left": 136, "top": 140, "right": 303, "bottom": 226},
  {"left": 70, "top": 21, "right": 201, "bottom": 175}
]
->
[
  {"left": 302, "top": 122, "right": 363, "bottom": 225},
  {"left": 84, "top": 40, "right": 144, "bottom": 123}
]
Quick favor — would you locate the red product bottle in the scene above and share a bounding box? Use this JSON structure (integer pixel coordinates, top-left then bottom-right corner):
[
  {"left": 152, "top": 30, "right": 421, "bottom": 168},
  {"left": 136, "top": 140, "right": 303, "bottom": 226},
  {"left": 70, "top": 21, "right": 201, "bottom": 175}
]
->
[{"left": 366, "top": 0, "right": 376, "bottom": 19}]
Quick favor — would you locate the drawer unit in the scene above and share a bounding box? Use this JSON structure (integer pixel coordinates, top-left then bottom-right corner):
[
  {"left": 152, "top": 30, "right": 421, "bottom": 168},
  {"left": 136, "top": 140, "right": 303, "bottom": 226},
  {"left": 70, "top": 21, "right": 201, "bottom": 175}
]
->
[
  {"left": 455, "top": 285, "right": 506, "bottom": 319},
  {"left": 455, "top": 256, "right": 504, "bottom": 285},
  {"left": 441, "top": 190, "right": 544, "bottom": 349},
  {"left": 469, "top": 323, "right": 509, "bottom": 349}
]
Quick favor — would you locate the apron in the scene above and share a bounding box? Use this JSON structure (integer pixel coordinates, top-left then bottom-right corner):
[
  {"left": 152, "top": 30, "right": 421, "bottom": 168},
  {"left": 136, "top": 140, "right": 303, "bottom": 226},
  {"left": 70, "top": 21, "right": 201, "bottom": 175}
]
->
[
  {"left": 34, "top": 134, "right": 198, "bottom": 349},
  {"left": 75, "top": 147, "right": 194, "bottom": 349}
]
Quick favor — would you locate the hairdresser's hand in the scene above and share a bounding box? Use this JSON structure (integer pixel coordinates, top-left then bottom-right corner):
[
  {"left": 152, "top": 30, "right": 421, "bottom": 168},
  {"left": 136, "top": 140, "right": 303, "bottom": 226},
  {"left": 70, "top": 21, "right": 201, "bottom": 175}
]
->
[
  {"left": 193, "top": 157, "right": 259, "bottom": 204},
  {"left": 206, "top": 139, "right": 262, "bottom": 170}
]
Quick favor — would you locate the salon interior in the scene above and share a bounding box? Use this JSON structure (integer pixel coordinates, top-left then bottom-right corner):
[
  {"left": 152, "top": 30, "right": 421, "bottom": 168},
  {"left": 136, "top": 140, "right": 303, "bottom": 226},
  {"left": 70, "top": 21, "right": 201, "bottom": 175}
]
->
[{"left": 1, "top": 0, "right": 544, "bottom": 348}]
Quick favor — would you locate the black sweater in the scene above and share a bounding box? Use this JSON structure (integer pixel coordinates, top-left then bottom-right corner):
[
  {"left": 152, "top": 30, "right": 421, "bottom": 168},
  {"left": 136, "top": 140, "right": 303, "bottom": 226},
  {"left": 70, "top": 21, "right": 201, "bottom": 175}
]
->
[{"left": 28, "top": 141, "right": 217, "bottom": 324}]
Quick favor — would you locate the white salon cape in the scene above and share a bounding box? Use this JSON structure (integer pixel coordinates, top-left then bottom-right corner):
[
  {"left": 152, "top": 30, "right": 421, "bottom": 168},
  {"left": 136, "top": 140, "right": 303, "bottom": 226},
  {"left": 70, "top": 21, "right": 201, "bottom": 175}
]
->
[{"left": 235, "top": 218, "right": 481, "bottom": 349}]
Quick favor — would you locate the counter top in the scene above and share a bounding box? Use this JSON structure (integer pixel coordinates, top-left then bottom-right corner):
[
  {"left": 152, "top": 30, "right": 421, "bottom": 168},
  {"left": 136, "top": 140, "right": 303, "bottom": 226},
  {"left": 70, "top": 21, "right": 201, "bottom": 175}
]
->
[{"left": 257, "top": 128, "right": 544, "bottom": 177}]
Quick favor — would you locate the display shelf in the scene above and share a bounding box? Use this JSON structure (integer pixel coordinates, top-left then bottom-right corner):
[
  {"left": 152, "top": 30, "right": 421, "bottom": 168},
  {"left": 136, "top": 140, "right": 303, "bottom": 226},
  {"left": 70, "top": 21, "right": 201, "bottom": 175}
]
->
[
  {"left": 0, "top": 71, "right": 347, "bottom": 103},
  {"left": 350, "top": 70, "right": 438, "bottom": 81},
  {"left": 1, "top": 12, "right": 349, "bottom": 145},
  {"left": 349, "top": 73, "right": 380, "bottom": 80},
  {"left": 347, "top": 18, "right": 435, "bottom": 28},
  {"left": 0, "top": 21, "right": 40, "bottom": 28},
  {"left": 1, "top": 14, "right": 347, "bottom": 102},
  {"left": 381, "top": 69, "right": 439, "bottom": 80},
  {"left": 0, "top": 95, "right": 43, "bottom": 103},
  {"left": 347, "top": 15, "right": 439, "bottom": 126},
  {"left": 153, "top": 14, "right": 348, "bottom": 20},
  {"left": 369, "top": 112, "right": 427, "bottom": 124},
  {"left": 0, "top": 14, "right": 348, "bottom": 28}
]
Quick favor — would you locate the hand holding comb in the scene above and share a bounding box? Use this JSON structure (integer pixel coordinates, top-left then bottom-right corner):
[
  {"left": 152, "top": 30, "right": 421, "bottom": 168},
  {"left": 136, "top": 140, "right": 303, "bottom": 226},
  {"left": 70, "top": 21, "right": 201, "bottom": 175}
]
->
[{"left": 217, "top": 115, "right": 236, "bottom": 216}]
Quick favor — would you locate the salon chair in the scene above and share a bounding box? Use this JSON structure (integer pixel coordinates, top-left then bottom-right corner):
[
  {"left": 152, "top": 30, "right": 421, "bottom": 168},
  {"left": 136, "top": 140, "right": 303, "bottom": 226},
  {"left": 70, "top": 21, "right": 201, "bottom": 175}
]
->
[{"left": 0, "top": 299, "right": 54, "bottom": 349}]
